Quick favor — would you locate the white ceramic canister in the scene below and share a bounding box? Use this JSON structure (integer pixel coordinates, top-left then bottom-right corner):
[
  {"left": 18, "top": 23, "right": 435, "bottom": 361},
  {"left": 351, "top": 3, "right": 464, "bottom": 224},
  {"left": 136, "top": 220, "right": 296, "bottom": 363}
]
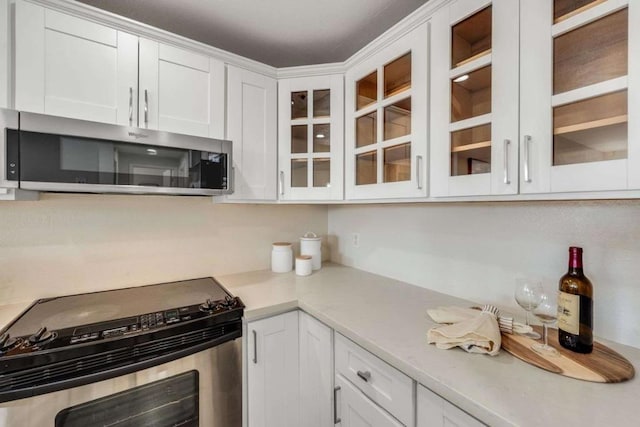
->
[
  {"left": 271, "top": 242, "right": 293, "bottom": 273},
  {"left": 295, "top": 255, "right": 313, "bottom": 276},
  {"left": 300, "top": 232, "right": 321, "bottom": 270}
]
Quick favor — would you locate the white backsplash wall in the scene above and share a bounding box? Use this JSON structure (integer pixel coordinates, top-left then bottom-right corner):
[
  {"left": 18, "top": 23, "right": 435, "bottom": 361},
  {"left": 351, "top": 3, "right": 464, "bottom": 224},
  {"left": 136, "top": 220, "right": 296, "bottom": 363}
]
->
[
  {"left": 0, "top": 194, "right": 327, "bottom": 303},
  {"left": 328, "top": 201, "right": 640, "bottom": 349}
]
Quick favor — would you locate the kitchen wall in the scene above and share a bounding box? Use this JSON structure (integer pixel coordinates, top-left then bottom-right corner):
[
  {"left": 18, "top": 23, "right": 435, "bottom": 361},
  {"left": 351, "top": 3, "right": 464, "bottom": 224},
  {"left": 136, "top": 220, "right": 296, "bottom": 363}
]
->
[
  {"left": 328, "top": 200, "right": 640, "bottom": 349},
  {"left": 0, "top": 194, "right": 327, "bottom": 303}
]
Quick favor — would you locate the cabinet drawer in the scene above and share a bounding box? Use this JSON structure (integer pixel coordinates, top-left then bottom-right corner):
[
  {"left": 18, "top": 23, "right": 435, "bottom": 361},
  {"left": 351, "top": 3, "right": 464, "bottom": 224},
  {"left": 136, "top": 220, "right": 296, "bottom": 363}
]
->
[
  {"left": 336, "top": 374, "right": 403, "bottom": 427},
  {"left": 417, "top": 384, "right": 485, "bottom": 427},
  {"left": 335, "top": 333, "right": 414, "bottom": 426}
]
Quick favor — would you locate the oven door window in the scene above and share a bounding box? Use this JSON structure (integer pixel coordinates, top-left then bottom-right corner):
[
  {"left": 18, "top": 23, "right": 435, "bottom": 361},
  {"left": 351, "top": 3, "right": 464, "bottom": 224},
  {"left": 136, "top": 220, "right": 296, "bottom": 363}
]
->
[
  {"left": 54, "top": 371, "right": 199, "bottom": 427},
  {"left": 9, "top": 129, "right": 227, "bottom": 190}
]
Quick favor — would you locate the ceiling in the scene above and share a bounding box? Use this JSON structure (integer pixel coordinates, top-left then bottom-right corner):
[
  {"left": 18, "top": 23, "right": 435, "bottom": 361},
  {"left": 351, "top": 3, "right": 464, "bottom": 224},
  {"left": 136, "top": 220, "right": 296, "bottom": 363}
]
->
[{"left": 77, "top": 0, "right": 429, "bottom": 67}]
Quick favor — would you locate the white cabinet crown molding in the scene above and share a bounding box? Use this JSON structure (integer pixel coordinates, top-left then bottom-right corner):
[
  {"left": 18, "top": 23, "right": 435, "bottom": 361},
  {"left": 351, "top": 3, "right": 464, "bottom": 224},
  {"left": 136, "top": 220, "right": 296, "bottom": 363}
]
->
[
  {"left": 277, "top": 62, "right": 346, "bottom": 79},
  {"left": 26, "top": 0, "right": 278, "bottom": 78},
  {"left": 343, "top": 0, "right": 449, "bottom": 70},
  {"left": 28, "top": 0, "right": 452, "bottom": 80}
]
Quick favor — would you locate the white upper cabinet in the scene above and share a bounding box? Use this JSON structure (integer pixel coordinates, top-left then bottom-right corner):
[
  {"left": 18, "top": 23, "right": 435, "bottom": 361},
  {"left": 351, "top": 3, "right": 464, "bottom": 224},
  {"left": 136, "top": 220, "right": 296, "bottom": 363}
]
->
[
  {"left": 15, "top": 1, "right": 138, "bottom": 125},
  {"left": 227, "top": 65, "right": 278, "bottom": 200},
  {"left": 138, "top": 40, "right": 225, "bottom": 139},
  {"left": 14, "top": 1, "right": 224, "bottom": 139},
  {"left": 345, "top": 22, "right": 429, "bottom": 200},
  {"left": 431, "top": 0, "right": 519, "bottom": 197},
  {"left": 520, "top": 0, "right": 639, "bottom": 193},
  {"left": 278, "top": 75, "right": 344, "bottom": 201},
  {"left": 0, "top": 0, "right": 10, "bottom": 108}
]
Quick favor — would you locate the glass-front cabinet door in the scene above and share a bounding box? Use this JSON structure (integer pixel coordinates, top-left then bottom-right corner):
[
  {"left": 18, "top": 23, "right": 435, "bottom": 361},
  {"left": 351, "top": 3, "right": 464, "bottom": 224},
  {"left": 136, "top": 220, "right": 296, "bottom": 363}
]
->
[
  {"left": 430, "top": 0, "right": 519, "bottom": 197},
  {"left": 344, "top": 22, "right": 428, "bottom": 200},
  {"left": 278, "top": 75, "right": 343, "bottom": 200},
  {"left": 520, "top": 0, "right": 639, "bottom": 193}
]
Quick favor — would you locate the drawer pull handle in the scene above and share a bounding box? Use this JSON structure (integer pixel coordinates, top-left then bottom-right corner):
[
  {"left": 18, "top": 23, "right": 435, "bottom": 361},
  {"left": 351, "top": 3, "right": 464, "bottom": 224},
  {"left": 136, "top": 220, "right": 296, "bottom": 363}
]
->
[
  {"left": 357, "top": 370, "right": 371, "bottom": 382},
  {"left": 252, "top": 330, "right": 257, "bottom": 364},
  {"left": 333, "top": 386, "right": 341, "bottom": 424}
]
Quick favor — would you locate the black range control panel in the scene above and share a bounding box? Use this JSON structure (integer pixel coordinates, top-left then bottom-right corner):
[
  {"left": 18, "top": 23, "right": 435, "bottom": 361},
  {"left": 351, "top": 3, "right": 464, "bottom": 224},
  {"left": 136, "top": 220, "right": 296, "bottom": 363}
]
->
[
  {"left": 66, "top": 298, "right": 238, "bottom": 345},
  {"left": 69, "top": 308, "right": 184, "bottom": 344}
]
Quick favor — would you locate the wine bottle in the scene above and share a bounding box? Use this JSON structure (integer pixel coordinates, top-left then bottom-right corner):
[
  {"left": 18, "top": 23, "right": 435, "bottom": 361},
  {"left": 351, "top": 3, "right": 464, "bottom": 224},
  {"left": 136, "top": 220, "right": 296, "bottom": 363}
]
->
[{"left": 557, "top": 247, "right": 593, "bottom": 353}]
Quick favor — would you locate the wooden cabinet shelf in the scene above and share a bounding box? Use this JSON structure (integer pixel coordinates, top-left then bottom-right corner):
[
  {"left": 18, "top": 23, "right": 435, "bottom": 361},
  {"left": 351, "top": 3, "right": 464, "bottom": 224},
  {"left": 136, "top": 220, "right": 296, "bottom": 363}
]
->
[
  {"left": 554, "top": 0, "right": 607, "bottom": 23},
  {"left": 455, "top": 48, "right": 491, "bottom": 68},
  {"left": 451, "top": 140, "right": 491, "bottom": 153},
  {"left": 554, "top": 114, "right": 627, "bottom": 135}
]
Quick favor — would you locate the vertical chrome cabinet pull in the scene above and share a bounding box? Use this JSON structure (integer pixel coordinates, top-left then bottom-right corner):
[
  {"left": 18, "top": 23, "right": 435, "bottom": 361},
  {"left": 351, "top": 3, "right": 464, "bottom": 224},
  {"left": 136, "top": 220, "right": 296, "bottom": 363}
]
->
[
  {"left": 356, "top": 370, "right": 371, "bottom": 382},
  {"left": 503, "top": 139, "right": 511, "bottom": 185},
  {"left": 279, "top": 171, "right": 285, "bottom": 196},
  {"left": 524, "top": 135, "right": 532, "bottom": 183},
  {"left": 333, "top": 386, "right": 341, "bottom": 424},
  {"left": 252, "top": 330, "right": 257, "bottom": 364},
  {"left": 128, "top": 87, "right": 133, "bottom": 125},
  {"left": 144, "top": 89, "right": 149, "bottom": 128},
  {"left": 416, "top": 155, "right": 423, "bottom": 190}
]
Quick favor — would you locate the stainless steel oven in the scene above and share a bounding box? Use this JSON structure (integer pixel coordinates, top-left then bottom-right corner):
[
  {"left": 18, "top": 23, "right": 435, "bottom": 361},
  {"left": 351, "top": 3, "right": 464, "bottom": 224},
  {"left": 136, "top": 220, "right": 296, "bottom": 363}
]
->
[{"left": 0, "top": 278, "right": 243, "bottom": 427}]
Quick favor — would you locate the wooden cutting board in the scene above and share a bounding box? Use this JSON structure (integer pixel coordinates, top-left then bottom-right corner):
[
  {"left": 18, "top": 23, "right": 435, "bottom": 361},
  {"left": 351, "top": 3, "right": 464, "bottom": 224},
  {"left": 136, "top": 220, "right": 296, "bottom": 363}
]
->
[{"left": 501, "top": 327, "right": 635, "bottom": 383}]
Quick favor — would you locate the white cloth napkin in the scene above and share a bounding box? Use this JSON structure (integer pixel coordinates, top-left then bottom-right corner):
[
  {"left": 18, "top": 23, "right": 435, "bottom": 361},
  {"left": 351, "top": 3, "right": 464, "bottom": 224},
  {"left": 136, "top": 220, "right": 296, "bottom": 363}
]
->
[{"left": 427, "top": 306, "right": 502, "bottom": 356}]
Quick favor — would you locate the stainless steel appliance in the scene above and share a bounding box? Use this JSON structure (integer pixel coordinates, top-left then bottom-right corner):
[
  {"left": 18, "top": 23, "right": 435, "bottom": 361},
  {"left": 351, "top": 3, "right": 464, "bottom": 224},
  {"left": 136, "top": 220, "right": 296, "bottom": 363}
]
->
[
  {"left": 0, "top": 278, "right": 244, "bottom": 426},
  {"left": 2, "top": 110, "right": 233, "bottom": 196}
]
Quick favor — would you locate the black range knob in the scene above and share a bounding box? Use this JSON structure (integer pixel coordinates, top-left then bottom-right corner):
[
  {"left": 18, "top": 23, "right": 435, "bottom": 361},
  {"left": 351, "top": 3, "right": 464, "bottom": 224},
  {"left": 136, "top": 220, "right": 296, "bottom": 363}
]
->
[
  {"left": 0, "top": 333, "right": 18, "bottom": 353},
  {"left": 222, "top": 296, "right": 238, "bottom": 309},
  {"left": 199, "top": 299, "right": 216, "bottom": 312},
  {"left": 29, "top": 326, "right": 54, "bottom": 345}
]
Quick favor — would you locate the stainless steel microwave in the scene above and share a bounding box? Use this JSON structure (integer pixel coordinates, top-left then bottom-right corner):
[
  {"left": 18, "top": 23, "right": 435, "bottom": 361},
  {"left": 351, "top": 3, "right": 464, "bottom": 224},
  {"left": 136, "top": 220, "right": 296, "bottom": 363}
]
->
[{"left": 1, "top": 110, "right": 233, "bottom": 196}]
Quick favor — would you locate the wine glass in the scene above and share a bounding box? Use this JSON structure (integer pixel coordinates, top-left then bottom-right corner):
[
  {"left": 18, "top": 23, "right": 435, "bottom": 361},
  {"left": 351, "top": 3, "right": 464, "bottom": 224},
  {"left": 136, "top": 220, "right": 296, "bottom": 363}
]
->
[
  {"left": 514, "top": 278, "right": 543, "bottom": 339},
  {"left": 531, "top": 292, "right": 559, "bottom": 357}
]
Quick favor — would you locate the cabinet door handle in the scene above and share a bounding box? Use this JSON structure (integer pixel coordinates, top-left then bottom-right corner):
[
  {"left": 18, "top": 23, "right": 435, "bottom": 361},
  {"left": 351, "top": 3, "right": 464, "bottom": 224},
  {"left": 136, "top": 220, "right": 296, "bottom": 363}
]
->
[
  {"left": 356, "top": 370, "right": 371, "bottom": 382},
  {"left": 416, "top": 155, "right": 423, "bottom": 190},
  {"left": 279, "top": 171, "right": 285, "bottom": 196},
  {"left": 252, "top": 330, "right": 257, "bottom": 364},
  {"left": 128, "top": 87, "right": 133, "bottom": 125},
  {"left": 503, "top": 139, "right": 511, "bottom": 185},
  {"left": 333, "top": 386, "right": 341, "bottom": 424},
  {"left": 144, "top": 89, "right": 149, "bottom": 128},
  {"left": 524, "top": 135, "right": 532, "bottom": 183}
]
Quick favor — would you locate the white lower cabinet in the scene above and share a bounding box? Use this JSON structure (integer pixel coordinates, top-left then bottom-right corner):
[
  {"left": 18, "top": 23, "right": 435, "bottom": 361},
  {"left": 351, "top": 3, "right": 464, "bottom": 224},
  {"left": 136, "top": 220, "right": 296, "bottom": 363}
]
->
[
  {"left": 247, "top": 311, "right": 299, "bottom": 427},
  {"left": 417, "top": 385, "right": 484, "bottom": 427},
  {"left": 246, "top": 312, "right": 486, "bottom": 427},
  {"left": 299, "top": 312, "right": 334, "bottom": 427},
  {"left": 335, "top": 374, "right": 403, "bottom": 427}
]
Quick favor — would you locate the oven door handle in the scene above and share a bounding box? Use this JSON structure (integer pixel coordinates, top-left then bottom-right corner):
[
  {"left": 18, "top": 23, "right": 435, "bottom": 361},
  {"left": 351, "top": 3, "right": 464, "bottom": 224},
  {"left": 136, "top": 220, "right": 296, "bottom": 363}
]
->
[{"left": 252, "top": 330, "right": 257, "bottom": 364}]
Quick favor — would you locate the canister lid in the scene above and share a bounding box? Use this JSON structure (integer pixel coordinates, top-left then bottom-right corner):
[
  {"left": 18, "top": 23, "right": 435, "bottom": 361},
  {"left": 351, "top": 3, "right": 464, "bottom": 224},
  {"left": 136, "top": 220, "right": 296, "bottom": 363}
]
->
[
  {"left": 300, "top": 231, "right": 321, "bottom": 241},
  {"left": 272, "top": 242, "right": 292, "bottom": 247},
  {"left": 296, "top": 255, "right": 312, "bottom": 260}
]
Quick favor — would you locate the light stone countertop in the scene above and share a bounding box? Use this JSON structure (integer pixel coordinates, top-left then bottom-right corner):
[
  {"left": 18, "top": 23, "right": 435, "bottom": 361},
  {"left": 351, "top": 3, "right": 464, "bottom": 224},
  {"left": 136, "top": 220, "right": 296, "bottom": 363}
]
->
[
  {"left": 0, "top": 264, "right": 637, "bottom": 426},
  {"left": 218, "top": 263, "right": 640, "bottom": 427}
]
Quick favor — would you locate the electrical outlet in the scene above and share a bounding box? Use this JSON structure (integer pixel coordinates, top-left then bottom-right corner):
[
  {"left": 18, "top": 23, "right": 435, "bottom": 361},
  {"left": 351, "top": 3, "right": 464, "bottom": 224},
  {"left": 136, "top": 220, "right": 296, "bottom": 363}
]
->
[{"left": 352, "top": 233, "right": 360, "bottom": 248}]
